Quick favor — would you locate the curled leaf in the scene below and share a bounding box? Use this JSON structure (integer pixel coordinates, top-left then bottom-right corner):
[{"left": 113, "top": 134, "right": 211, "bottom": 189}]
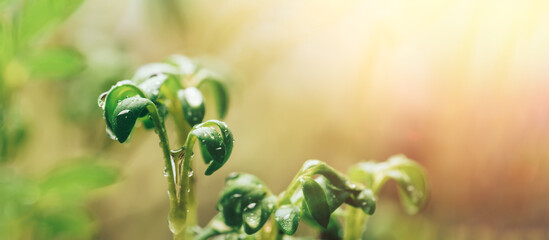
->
[
  {"left": 186, "top": 120, "right": 233, "bottom": 175},
  {"left": 243, "top": 195, "right": 276, "bottom": 234},
  {"left": 195, "top": 70, "right": 229, "bottom": 119},
  {"left": 384, "top": 155, "right": 429, "bottom": 214},
  {"left": 178, "top": 87, "right": 205, "bottom": 127},
  {"left": 274, "top": 205, "right": 301, "bottom": 235},
  {"left": 301, "top": 177, "right": 330, "bottom": 228},
  {"left": 216, "top": 173, "right": 273, "bottom": 233},
  {"left": 99, "top": 81, "right": 152, "bottom": 143},
  {"left": 345, "top": 188, "right": 376, "bottom": 215}
]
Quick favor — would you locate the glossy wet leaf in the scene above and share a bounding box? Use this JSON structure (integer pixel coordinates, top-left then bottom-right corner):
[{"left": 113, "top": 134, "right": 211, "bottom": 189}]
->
[
  {"left": 301, "top": 177, "right": 330, "bottom": 228},
  {"left": 216, "top": 173, "right": 271, "bottom": 230},
  {"left": 345, "top": 188, "right": 376, "bottom": 215},
  {"left": 243, "top": 195, "right": 276, "bottom": 234},
  {"left": 195, "top": 70, "right": 229, "bottom": 119},
  {"left": 187, "top": 120, "right": 233, "bottom": 175},
  {"left": 178, "top": 87, "right": 205, "bottom": 126},
  {"left": 274, "top": 205, "right": 300, "bottom": 235},
  {"left": 315, "top": 176, "right": 350, "bottom": 213},
  {"left": 100, "top": 81, "right": 150, "bottom": 143},
  {"left": 110, "top": 96, "right": 151, "bottom": 143},
  {"left": 22, "top": 47, "right": 85, "bottom": 80}
]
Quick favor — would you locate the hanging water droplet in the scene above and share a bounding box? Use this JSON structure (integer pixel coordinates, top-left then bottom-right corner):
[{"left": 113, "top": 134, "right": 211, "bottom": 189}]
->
[
  {"left": 170, "top": 147, "right": 185, "bottom": 161},
  {"left": 105, "top": 127, "right": 117, "bottom": 140},
  {"left": 98, "top": 92, "right": 108, "bottom": 108},
  {"left": 163, "top": 168, "right": 169, "bottom": 177},
  {"left": 187, "top": 170, "right": 194, "bottom": 177}
]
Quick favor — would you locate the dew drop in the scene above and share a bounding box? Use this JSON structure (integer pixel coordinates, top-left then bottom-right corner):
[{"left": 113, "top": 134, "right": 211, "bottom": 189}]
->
[
  {"left": 117, "top": 109, "right": 130, "bottom": 116},
  {"left": 105, "top": 127, "right": 117, "bottom": 140},
  {"left": 232, "top": 193, "right": 242, "bottom": 199},
  {"left": 187, "top": 170, "right": 194, "bottom": 177},
  {"left": 98, "top": 92, "right": 107, "bottom": 108},
  {"left": 247, "top": 202, "right": 257, "bottom": 210}
]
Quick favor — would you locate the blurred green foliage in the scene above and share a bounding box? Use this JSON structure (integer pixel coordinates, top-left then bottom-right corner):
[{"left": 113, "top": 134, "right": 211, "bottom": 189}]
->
[
  {"left": 0, "top": 158, "right": 118, "bottom": 240},
  {"left": 1, "top": 1, "right": 122, "bottom": 239}
]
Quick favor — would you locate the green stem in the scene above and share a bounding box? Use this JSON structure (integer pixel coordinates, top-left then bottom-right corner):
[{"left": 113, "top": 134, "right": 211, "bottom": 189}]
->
[
  {"left": 147, "top": 104, "right": 186, "bottom": 238},
  {"left": 343, "top": 207, "right": 369, "bottom": 240}
]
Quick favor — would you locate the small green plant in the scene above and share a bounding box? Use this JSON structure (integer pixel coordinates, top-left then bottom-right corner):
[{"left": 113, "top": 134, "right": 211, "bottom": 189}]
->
[
  {"left": 98, "top": 55, "right": 232, "bottom": 239},
  {"left": 98, "top": 56, "right": 429, "bottom": 240},
  {"left": 198, "top": 155, "right": 428, "bottom": 240}
]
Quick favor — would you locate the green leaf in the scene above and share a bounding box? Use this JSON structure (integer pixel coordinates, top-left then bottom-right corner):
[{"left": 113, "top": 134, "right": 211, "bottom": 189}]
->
[
  {"left": 178, "top": 87, "right": 205, "bottom": 127},
  {"left": 187, "top": 120, "right": 233, "bottom": 175},
  {"left": 345, "top": 189, "right": 376, "bottom": 215},
  {"left": 315, "top": 176, "right": 350, "bottom": 213},
  {"left": 301, "top": 177, "right": 330, "bottom": 228},
  {"left": 39, "top": 160, "right": 118, "bottom": 200},
  {"left": 195, "top": 70, "right": 229, "bottom": 119},
  {"left": 132, "top": 63, "right": 179, "bottom": 84},
  {"left": 99, "top": 81, "right": 150, "bottom": 143},
  {"left": 243, "top": 195, "right": 276, "bottom": 234},
  {"left": 383, "top": 155, "right": 429, "bottom": 214},
  {"left": 216, "top": 173, "right": 271, "bottom": 230},
  {"left": 274, "top": 205, "right": 300, "bottom": 235},
  {"left": 21, "top": 47, "right": 85, "bottom": 80},
  {"left": 15, "top": 0, "right": 84, "bottom": 46},
  {"left": 109, "top": 96, "right": 151, "bottom": 143}
]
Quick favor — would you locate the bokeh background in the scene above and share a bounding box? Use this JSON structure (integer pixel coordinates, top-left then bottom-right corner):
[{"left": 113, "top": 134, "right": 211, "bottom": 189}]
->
[{"left": 2, "top": 0, "right": 549, "bottom": 239}]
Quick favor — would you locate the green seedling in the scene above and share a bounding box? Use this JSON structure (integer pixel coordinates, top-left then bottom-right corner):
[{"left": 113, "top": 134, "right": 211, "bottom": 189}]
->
[{"left": 98, "top": 55, "right": 232, "bottom": 240}]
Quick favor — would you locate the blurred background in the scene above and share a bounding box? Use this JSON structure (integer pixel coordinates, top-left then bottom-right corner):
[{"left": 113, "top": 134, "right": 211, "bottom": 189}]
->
[{"left": 1, "top": 0, "right": 549, "bottom": 239}]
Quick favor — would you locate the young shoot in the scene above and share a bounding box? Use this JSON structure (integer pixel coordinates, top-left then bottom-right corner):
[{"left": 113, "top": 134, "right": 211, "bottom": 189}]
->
[{"left": 98, "top": 55, "right": 233, "bottom": 240}]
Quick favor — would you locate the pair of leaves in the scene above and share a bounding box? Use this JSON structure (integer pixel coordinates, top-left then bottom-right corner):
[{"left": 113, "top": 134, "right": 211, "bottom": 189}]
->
[
  {"left": 187, "top": 120, "right": 233, "bottom": 175},
  {"left": 216, "top": 173, "right": 275, "bottom": 234},
  {"left": 348, "top": 154, "right": 429, "bottom": 214}
]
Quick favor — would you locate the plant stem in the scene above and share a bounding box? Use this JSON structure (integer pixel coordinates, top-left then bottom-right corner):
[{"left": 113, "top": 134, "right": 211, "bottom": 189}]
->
[
  {"left": 343, "top": 207, "right": 369, "bottom": 240},
  {"left": 147, "top": 104, "right": 186, "bottom": 238}
]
